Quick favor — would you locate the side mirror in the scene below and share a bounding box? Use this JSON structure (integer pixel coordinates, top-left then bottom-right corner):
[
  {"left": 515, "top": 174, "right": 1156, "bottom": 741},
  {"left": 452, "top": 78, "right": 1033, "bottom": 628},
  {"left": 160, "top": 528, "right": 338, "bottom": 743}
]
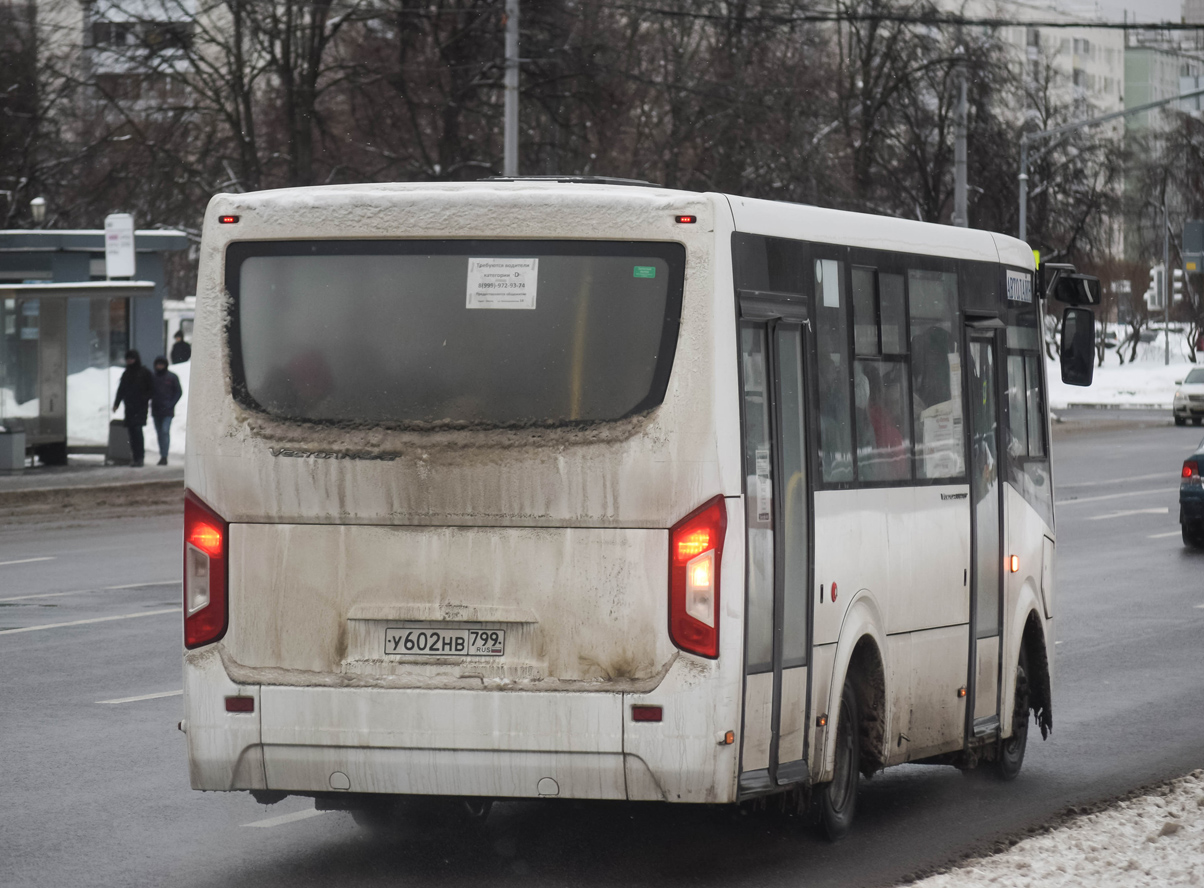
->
[
  {"left": 1060, "top": 308, "right": 1095, "bottom": 386},
  {"left": 1052, "top": 273, "right": 1102, "bottom": 306},
  {"left": 1176, "top": 379, "right": 1184, "bottom": 385}
]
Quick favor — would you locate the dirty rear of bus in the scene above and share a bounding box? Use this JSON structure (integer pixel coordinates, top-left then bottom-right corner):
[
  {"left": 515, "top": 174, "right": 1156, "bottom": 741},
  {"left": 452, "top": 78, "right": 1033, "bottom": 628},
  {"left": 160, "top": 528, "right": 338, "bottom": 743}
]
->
[{"left": 181, "top": 183, "right": 747, "bottom": 806}]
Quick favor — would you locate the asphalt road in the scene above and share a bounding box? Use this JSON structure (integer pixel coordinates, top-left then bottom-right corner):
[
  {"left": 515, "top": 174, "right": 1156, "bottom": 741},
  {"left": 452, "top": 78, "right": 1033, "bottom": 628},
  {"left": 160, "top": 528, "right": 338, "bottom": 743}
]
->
[{"left": 2, "top": 410, "right": 1202, "bottom": 888}]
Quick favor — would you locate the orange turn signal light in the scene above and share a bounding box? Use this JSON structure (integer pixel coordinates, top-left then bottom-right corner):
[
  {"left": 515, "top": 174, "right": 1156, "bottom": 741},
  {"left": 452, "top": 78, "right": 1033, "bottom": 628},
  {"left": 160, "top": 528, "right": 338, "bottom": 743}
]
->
[{"left": 1009, "top": 555, "right": 1019, "bottom": 573}]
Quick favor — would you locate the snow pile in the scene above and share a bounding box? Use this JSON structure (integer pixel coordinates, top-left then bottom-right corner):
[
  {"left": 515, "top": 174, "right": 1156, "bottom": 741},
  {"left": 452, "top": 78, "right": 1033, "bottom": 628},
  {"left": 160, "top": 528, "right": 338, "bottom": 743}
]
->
[
  {"left": 66, "top": 365, "right": 116, "bottom": 446},
  {"left": 1046, "top": 358, "right": 1193, "bottom": 410},
  {"left": 910, "top": 770, "right": 1204, "bottom": 887},
  {"left": 1046, "top": 328, "right": 1201, "bottom": 410},
  {"left": 3, "top": 360, "right": 192, "bottom": 452}
]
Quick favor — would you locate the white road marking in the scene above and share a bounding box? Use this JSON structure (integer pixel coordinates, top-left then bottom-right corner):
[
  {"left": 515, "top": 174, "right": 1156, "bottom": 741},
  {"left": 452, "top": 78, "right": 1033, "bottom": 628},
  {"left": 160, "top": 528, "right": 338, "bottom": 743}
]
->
[
  {"left": 0, "top": 607, "right": 179, "bottom": 634},
  {"left": 1088, "top": 508, "right": 1170, "bottom": 521},
  {"left": 244, "top": 808, "right": 330, "bottom": 828},
  {"left": 1056, "top": 488, "right": 1176, "bottom": 506},
  {"left": 98, "top": 689, "right": 182, "bottom": 705},
  {"left": 0, "top": 556, "right": 55, "bottom": 567},
  {"left": 0, "top": 581, "right": 179, "bottom": 603},
  {"left": 1149, "top": 531, "right": 1182, "bottom": 539},
  {"left": 1057, "top": 472, "right": 1170, "bottom": 490},
  {"left": 0, "top": 588, "right": 87, "bottom": 603},
  {"left": 1196, "top": 604, "right": 1204, "bottom": 609}
]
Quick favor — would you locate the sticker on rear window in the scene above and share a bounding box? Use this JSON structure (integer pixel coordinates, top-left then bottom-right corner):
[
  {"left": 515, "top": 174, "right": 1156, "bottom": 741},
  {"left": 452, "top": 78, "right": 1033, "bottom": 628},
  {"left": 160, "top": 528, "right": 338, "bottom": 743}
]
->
[
  {"left": 466, "top": 258, "right": 538, "bottom": 309},
  {"left": 633, "top": 265, "right": 657, "bottom": 279}
]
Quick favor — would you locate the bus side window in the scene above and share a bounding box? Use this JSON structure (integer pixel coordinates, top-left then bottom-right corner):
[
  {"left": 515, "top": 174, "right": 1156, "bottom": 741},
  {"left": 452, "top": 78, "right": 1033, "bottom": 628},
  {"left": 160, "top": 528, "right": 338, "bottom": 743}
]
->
[
  {"left": 815, "top": 258, "right": 853, "bottom": 483},
  {"left": 908, "top": 269, "right": 965, "bottom": 480},
  {"left": 852, "top": 268, "right": 912, "bottom": 482},
  {"left": 1004, "top": 347, "right": 1053, "bottom": 527}
]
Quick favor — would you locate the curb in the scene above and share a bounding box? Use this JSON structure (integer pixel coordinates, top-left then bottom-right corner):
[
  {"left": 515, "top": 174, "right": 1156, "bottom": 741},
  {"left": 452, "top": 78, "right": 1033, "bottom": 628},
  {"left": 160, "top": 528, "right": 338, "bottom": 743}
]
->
[{"left": 0, "top": 478, "right": 184, "bottom": 505}]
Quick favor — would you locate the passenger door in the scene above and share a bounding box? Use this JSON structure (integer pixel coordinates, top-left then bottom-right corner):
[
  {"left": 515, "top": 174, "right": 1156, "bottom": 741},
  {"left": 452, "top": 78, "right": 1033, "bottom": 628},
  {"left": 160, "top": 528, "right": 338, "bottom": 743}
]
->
[
  {"left": 965, "top": 328, "right": 1004, "bottom": 736},
  {"left": 737, "top": 302, "right": 812, "bottom": 794}
]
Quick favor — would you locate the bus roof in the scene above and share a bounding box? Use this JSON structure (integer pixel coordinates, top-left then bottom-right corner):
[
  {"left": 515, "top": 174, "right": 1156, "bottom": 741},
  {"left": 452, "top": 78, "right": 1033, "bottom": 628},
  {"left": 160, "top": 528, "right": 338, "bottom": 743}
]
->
[
  {"left": 723, "top": 193, "right": 1032, "bottom": 270},
  {"left": 210, "top": 181, "right": 1033, "bottom": 271}
]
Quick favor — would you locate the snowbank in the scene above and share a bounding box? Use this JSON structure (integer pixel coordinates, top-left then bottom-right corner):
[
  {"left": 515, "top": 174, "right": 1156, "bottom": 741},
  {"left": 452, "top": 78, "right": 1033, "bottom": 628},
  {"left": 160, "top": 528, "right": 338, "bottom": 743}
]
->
[
  {"left": 1046, "top": 331, "right": 1201, "bottom": 410},
  {"left": 910, "top": 770, "right": 1204, "bottom": 887},
  {"left": 2, "top": 360, "right": 191, "bottom": 453}
]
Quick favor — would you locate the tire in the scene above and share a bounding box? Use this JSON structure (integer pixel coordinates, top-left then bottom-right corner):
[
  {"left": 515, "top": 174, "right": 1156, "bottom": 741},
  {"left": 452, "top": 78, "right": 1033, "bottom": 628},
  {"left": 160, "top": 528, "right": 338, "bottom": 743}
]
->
[
  {"left": 819, "top": 678, "right": 860, "bottom": 841},
  {"left": 1183, "top": 523, "right": 1204, "bottom": 549},
  {"left": 995, "top": 645, "right": 1030, "bottom": 782},
  {"left": 1176, "top": 415, "right": 1187, "bottom": 426}
]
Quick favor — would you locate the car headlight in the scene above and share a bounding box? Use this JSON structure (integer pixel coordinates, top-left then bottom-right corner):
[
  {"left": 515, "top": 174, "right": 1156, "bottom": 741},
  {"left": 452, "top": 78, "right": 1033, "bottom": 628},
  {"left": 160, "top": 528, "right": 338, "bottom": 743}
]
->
[{"left": 1174, "top": 389, "right": 1185, "bottom": 402}]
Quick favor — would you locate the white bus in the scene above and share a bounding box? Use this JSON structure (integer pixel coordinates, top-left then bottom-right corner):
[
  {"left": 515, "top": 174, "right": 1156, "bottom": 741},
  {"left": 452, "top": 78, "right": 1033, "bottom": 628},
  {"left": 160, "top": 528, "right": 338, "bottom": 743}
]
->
[{"left": 181, "top": 180, "right": 1095, "bottom": 838}]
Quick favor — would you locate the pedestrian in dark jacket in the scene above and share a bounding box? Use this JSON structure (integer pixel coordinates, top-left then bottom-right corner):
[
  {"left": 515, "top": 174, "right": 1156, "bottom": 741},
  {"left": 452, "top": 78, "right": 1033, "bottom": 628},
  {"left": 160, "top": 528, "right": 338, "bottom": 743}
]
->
[
  {"left": 150, "top": 356, "right": 183, "bottom": 466},
  {"left": 170, "top": 331, "right": 192, "bottom": 364},
  {"left": 113, "top": 349, "right": 153, "bottom": 467}
]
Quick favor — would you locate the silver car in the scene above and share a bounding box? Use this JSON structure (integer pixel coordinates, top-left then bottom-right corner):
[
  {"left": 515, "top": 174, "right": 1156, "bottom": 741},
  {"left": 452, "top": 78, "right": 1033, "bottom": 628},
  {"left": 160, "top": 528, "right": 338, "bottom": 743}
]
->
[{"left": 1173, "top": 368, "right": 1204, "bottom": 426}]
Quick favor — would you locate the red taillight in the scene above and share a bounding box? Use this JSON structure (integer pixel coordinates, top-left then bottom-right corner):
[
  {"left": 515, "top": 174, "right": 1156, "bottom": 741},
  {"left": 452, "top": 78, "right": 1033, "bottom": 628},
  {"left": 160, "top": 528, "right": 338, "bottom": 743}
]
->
[
  {"left": 184, "top": 490, "right": 228, "bottom": 649},
  {"left": 675, "top": 214, "right": 697, "bottom": 224},
  {"left": 218, "top": 214, "right": 239, "bottom": 224},
  {"left": 669, "top": 496, "right": 727, "bottom": 659},
  {"left": 1183, "top": 461, "right": 1199, "bottom": 479}
]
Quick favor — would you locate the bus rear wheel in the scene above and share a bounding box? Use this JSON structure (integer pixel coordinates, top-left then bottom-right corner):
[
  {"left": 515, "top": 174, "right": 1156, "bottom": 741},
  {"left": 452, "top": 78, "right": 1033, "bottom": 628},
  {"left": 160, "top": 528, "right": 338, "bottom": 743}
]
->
[
  {"left": 995, "top": 645, "right": 1030, "bottom": 782},
  {"left": 819, "top": 678, "right": 860, "bottom": 841}
]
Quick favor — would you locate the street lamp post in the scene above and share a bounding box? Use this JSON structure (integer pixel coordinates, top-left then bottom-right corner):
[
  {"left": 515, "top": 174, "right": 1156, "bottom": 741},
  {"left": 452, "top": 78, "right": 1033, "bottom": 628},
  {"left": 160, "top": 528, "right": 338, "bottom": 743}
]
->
[{"left": 1017, "top": 85, "right": 1204, "bottom": 244}]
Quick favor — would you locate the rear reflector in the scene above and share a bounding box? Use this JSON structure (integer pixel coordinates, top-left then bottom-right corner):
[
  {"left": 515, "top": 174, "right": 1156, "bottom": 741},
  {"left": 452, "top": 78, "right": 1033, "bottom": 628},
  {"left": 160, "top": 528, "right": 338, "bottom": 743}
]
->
[
  {"left": 669, "top": 496, "right": 727, "bottom": 659},
  {"left": 225, "top": 696, "right": 254, "bottom": 713},
  {"left": 631, "top": 705, "right": 662, "bottom": 722}
]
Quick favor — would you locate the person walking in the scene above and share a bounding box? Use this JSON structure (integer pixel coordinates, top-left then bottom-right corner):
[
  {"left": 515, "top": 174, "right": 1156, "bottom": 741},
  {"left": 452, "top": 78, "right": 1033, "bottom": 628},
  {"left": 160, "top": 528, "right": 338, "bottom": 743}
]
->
[
  {"left": 113, "top": 349, "right": 154, "bottom": 467},
  {"left": 170, "top": 330, "right": 192, "bottom": 364},
  {"left": 150, "top": 356, "right": 183, "bottom": 466}
]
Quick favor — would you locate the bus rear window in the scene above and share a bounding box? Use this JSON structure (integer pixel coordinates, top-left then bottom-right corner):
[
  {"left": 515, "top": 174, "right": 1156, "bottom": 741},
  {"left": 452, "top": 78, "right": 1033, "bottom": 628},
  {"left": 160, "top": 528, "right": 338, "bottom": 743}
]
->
[{"left": 226, "top": 240, "right": 685, "bottom": 427}]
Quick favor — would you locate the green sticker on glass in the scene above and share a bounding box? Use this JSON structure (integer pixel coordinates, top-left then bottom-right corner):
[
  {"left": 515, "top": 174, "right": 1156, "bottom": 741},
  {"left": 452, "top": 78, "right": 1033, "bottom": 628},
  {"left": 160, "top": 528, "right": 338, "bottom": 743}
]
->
[{"left": 633, "top": 266, "right": 657, "bottom": 279}]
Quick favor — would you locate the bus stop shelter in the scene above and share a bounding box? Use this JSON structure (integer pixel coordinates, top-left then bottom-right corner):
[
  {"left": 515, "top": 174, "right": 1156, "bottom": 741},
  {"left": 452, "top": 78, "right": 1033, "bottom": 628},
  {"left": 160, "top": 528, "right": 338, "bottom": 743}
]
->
[{"left": 0, "top": 229, "right": 188, "bottom": 464}]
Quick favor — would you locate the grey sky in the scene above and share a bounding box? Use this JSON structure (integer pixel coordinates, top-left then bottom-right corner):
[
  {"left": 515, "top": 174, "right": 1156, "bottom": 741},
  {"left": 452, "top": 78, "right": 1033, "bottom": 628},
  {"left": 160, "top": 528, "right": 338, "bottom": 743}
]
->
[{"left": 1090, "top": 0, "right": 1181, "bottom": 21}]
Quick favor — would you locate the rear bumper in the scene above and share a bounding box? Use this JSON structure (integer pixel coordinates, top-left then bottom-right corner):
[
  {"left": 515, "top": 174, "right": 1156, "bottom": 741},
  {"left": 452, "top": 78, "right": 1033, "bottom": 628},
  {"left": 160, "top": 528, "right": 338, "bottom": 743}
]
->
[
  {"left": 1182, "top": 488, "right": 1204, "bottom": 524},
  {"left": 183, "top": 645, "right": 740, "bottom": 804}
]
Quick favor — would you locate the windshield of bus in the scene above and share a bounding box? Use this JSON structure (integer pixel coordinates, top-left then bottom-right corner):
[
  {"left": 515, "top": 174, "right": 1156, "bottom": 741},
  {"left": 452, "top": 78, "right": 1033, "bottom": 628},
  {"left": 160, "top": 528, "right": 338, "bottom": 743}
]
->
[{"left": 226, "top": 240, "right": 685, "bottom": 427}]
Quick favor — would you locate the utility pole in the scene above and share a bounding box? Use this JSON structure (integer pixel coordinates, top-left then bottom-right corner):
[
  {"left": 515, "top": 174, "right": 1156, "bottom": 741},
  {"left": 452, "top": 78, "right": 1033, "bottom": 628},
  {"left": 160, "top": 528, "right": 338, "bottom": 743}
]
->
[
  {"left": 1017, "top": 85, "right": 1204, "bottom": 243},
  {"left": 953, "top": 45, "right": 968, "bottom": 228},
  {"left": 503, "top": 0, "right": 520, "bottom": 178},
  {"left": 1164, "top": 198, "right": 1171, "bottom": 365}
]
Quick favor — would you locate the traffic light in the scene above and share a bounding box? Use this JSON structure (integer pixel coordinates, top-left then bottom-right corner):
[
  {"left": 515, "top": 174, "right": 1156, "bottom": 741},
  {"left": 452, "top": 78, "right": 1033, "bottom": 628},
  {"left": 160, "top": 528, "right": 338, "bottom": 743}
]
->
[
  {"left": 1173, "top": 267, "right": 1185, "bottom": 302},
  {"left": 1147, "top": 264, "right": 1166, "bottom": 310}
]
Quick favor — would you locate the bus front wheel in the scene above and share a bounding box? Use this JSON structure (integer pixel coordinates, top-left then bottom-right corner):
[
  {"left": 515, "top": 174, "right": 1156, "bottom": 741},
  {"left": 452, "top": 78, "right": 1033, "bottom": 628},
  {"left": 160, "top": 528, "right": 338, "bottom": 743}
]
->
[
  {"left": 995, "top": 645, "right": 1030, "bottom": 782},
  {"left": 819, "top": 678, "right": 860, "bottom": 841}
]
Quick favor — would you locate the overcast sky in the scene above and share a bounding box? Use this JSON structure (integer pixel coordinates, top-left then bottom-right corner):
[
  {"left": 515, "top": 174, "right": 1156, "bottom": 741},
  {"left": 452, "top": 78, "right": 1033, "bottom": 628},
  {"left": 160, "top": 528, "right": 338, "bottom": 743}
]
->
[{"left": 1091, "top": 0, "right": 1182, "bottom": 22}]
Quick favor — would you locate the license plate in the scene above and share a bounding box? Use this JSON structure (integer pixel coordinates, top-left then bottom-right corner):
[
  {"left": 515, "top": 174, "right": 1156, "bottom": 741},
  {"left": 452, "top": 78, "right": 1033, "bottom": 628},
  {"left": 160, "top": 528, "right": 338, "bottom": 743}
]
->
[{"left": 384, "top": 627, "right": 505, "bottom": 657}]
